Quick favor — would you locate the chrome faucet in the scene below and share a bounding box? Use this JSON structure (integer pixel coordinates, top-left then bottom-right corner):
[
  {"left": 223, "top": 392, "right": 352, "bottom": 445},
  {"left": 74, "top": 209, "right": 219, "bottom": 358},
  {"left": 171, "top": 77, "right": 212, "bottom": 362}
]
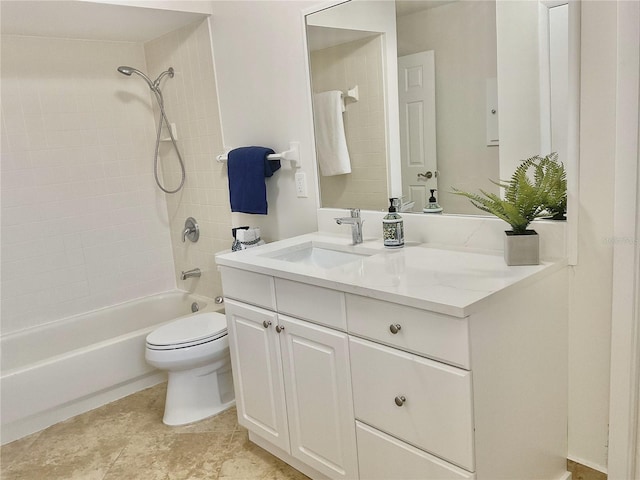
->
[
  {"left": 335, "top": 208, "right": 364, "bottom": 245},
  {"left": 180, "top": 268, "right": 201, "bottom": 280}
]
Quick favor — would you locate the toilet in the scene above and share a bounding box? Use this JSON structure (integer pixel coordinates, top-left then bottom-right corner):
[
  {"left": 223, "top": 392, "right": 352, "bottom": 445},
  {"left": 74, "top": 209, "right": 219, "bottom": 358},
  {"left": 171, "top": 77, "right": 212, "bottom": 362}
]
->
[{"left": 145, "top": 311, "right": 235, "bottom": 426}]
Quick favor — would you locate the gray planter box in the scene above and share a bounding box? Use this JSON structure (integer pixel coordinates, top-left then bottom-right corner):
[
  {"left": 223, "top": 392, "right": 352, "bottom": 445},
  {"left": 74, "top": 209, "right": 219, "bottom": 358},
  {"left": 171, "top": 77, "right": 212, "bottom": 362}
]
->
[{"left": 504, "top": 230, "right": 539, "bottom": 266}]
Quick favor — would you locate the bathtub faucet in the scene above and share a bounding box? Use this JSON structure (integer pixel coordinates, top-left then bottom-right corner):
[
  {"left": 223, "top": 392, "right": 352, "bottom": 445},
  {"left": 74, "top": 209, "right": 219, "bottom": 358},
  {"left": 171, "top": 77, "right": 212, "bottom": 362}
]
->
[{"left": 180, "top": 268, "right": 201, "bottom": 280}]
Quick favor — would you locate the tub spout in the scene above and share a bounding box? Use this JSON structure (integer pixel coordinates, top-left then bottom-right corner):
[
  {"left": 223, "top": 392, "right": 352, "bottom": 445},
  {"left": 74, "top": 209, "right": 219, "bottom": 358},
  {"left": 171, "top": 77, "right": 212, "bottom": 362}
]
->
[{"left": 180, "top": 268, "right": 201, "bottom": 280}]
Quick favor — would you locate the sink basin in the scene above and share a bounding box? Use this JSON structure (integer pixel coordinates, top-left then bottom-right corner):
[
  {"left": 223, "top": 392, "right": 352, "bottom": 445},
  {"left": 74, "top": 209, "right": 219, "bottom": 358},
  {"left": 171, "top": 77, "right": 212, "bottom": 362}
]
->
[{"left": 263, "top": 242, "right": 372, "bottom": 269}]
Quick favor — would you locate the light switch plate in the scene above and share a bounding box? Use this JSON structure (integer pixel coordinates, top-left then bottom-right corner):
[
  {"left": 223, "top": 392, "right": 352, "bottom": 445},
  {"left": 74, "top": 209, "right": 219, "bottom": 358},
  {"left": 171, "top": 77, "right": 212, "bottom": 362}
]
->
[{"left": 295, "top": 172, "right": 308, "bottom": 197}]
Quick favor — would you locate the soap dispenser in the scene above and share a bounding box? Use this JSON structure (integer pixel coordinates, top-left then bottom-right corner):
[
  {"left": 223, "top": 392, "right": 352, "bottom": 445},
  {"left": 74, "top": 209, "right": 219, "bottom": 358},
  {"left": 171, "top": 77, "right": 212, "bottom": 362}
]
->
[
  {"left": 383, "top": 198, "right": 404, "bottom": 248},
  {"left": 423, "top": 189, "right": 443, "bottom": 213}
]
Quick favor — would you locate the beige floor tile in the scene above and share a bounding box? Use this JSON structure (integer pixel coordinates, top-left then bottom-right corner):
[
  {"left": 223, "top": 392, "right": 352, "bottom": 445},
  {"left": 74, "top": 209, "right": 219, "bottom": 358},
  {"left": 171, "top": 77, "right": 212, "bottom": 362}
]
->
[
  {"left": 1, "top": 427, "right": 126, "bottom": 480},
  {"left": 102, "top": 432, "right": 232, "bottom": 480},
  {"left": 0, "top": 431, "right": 41, "bottom": 472},
  {"left": 221, "top": 428, "right": 309, "bottom": 480},
  {"left": 567, "top": 459, "right": 608, "bottom": 480},
  {"left": 0, "top": 383, "right": 308, "bottom": 480}
]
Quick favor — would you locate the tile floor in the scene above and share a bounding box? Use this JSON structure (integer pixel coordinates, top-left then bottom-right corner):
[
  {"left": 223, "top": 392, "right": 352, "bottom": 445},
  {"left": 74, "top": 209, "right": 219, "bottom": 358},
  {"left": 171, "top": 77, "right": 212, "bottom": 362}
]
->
[
  {"left": 1, "top": 382, "right": 606, "bottom": 480},
  {"left": 0, "top": 383, "right": 309, "bottom": 480}
]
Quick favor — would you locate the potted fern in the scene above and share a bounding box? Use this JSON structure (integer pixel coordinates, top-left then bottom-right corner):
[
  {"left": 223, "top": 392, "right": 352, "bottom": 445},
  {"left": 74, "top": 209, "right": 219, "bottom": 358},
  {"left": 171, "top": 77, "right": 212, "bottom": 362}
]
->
[
  {"left": 452, "top": 156, "right": 550, "bottom": 265},
  {"left": 538, "top": 153, "right": 567, "bottom": 220}
]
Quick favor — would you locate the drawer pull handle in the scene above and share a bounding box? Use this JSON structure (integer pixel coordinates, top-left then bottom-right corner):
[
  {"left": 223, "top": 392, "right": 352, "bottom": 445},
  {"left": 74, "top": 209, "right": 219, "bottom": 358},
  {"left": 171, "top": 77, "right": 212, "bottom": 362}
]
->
[
  {"left": 276, "top": 325, "right": 285, "bottom": 333},
  {"left": 389, "top": 324, "right": 402, "bottom": 334},
  {"left": 263, "top": 320, "right": 272, "bottom": 329},
  {"left": 394, "top": 396, "right": 407, "bottom": 407}
]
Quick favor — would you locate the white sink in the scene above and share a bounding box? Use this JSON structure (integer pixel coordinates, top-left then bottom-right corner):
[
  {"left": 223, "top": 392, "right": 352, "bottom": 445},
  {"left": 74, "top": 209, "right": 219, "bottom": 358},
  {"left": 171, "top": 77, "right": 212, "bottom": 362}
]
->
[{"left": 263, "top": 242, "right": 372, "bottom": 269}]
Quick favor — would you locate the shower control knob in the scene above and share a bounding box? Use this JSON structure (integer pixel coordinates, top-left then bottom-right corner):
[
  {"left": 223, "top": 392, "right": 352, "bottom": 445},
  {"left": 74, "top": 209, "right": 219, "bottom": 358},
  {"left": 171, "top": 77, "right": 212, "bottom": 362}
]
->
[
  {"left": 263, "top": 320, "right": 272, "bottom": 329},
  {"left": 394, "top": 396, "right": 407, "bottom": 407},
  {"left": 275, "top": 325, "right": 285, "bottom": 333},
  {"left": 389, "top": 324, "right": 402, "bottom": 334}
]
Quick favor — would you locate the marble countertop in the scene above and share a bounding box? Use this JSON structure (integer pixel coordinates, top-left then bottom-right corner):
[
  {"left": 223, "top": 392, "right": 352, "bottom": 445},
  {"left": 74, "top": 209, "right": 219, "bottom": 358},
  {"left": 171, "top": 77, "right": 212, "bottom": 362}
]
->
[{"left": 215, "top": 232, "right": 566, "bottom": 318}]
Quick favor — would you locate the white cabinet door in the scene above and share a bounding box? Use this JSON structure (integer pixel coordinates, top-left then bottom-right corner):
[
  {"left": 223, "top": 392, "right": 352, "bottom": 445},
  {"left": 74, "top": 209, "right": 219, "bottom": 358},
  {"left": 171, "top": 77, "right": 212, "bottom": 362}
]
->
[
  {"left": 278, "top": 314, "right": 359, "bottom": 480},
  {"left": 225, "top": 299, "right": 290, "bottom": 452}
]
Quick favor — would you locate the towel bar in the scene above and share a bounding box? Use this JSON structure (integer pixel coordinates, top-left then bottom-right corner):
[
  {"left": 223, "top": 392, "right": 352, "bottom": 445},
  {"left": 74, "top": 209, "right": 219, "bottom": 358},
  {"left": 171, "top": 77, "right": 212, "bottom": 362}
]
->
[
  {"left": 343, "top": 85, "right": 359, "bottom": 102},
  {"left": 216, "top": 142, "right": 300, "bottom": 168}
]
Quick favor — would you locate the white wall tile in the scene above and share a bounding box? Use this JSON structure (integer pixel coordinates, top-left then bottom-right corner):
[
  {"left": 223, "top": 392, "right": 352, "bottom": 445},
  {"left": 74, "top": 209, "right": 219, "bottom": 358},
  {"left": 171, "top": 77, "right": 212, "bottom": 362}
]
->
[
  {"left": 144, "top": 20, "right": 229, "bottom": 300},
  {"left": 1, "top": 34, "right": 176, "bottom": 334}
]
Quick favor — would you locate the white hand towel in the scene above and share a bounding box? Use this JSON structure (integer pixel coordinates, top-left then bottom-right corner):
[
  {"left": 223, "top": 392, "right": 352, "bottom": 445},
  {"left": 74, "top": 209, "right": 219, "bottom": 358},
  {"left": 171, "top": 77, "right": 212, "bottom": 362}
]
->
[{"left": 313, "top": 91, "right": 352, "bottom": 176}]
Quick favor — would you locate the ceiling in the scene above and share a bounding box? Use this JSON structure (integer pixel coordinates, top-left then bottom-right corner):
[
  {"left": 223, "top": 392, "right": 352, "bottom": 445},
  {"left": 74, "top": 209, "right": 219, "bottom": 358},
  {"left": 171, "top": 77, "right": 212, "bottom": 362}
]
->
[
  {"left": 395, "top": 0, "right": 458, "bottom": 18},
  {"left": 0, "top": 0, "right": 208, "bottom": 43},
  {"left": 306, "top": 25, "right": 379, "bottom": 52}
]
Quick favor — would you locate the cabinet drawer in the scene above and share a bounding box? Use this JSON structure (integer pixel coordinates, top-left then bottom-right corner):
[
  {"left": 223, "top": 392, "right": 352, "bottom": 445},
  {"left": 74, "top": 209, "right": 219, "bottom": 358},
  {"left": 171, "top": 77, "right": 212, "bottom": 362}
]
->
[
  {"left": 356, "top": 422, "right": 475, "bottom": 480},
  {"left": 350, "top": 337, "right": 475, "bottom": 471},
  {"left": 346, "top": 294, "right": 470, "bottom": 369},
  {"left": 220, "top": 267, "right": 275, "bottom": 310},
  {"left": 275, "top": 278, "right": 346, "bottom": 330}
]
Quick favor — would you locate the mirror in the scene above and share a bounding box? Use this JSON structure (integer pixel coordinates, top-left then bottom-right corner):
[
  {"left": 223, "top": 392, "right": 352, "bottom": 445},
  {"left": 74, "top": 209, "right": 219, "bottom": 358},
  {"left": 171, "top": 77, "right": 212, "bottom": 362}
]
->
[{"left": 306, "top": 0, "right": 570, "bottom": 216}]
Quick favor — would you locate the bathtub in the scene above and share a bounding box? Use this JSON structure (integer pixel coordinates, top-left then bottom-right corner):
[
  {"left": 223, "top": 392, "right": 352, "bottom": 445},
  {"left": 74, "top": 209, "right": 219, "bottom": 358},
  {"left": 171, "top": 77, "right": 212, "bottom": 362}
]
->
[{"left": 1, "top": 291, "right": 222, "bottom": 445}]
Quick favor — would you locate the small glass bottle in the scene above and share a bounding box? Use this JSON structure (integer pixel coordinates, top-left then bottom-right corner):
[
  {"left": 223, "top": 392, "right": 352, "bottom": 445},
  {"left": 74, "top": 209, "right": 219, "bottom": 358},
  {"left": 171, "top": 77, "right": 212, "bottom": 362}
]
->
[{"left": 383, "top": 198, "right": 404, "bottom": 248}]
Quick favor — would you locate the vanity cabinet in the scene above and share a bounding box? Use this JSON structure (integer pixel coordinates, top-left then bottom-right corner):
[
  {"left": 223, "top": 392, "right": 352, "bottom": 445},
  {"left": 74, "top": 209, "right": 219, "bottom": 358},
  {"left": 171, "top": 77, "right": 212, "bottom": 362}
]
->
[
  {"left": 218, "top": 246, "right": 569, "bottom": 480},
  {"left": 224, "top": 300, "right": 289, "bottom": 451},
  {"left": 224, "top": 287, "right": 359, "bottom": 480}
]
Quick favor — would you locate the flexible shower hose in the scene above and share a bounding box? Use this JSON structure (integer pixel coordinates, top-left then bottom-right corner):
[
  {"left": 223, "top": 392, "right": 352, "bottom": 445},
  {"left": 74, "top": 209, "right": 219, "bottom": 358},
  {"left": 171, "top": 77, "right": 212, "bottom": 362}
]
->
[{"left": 151, "top": 88, "right": 185, "bottom": 194}]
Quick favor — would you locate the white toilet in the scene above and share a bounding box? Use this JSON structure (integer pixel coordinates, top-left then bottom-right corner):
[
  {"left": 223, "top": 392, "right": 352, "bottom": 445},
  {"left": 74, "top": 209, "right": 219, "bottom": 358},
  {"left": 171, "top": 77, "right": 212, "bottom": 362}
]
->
[{"left": 145, "top": 311, "right": 235, "bottom": 426}]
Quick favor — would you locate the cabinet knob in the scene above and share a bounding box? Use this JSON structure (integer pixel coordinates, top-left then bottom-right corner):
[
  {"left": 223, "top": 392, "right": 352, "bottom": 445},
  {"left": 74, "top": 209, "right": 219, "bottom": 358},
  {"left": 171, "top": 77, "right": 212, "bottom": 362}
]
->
[
  {"left": 394, "top": 396, "right": 407, "bottom": 407},
  {"left": 262, "top": 320, "right": 272, "bottom": 329},
  {"left": 389, "top": 324, "right": 402, "bottom": 334},
  {"left": 275, "top": 325, "right": 285, "bottom": 333}
]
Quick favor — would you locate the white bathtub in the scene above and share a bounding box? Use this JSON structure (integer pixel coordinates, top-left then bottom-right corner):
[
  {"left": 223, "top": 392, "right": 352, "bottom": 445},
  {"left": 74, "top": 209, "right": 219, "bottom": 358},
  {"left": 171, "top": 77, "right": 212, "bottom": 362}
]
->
[{"left": 0, "top": 291, "right": 222, "bottom": 445}]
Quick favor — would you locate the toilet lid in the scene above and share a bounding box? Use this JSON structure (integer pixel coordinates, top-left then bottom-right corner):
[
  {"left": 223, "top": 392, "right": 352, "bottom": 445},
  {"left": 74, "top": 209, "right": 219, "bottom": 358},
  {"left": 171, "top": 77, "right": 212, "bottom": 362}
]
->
[{"left": 146, "top": 312, "right": 227, "bottom": 348}]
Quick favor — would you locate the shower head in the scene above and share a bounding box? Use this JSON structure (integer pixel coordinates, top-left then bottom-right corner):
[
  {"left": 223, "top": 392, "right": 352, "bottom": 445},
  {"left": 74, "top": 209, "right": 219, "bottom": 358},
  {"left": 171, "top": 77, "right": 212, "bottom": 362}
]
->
[
  {"left": 117, "top": 65, "right": 155, "bottom": 91},
  {"left": 117, "top": 66, "right": 174, "bottom": 92},
  {"left": 117, "top": 66, "right": 134, "bottom": 76}
]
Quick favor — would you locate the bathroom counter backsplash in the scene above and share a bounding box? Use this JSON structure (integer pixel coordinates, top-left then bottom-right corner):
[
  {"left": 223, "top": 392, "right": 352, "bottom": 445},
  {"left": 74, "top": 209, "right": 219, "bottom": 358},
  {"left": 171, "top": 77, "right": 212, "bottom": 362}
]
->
[{"left": 215, "top": 232, "right": 567, "bottom": 318}]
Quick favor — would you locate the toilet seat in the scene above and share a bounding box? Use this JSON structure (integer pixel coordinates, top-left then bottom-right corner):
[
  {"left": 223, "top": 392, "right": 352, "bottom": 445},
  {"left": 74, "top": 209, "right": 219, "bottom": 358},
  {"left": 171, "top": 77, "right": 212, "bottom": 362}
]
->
[{"left": 146, "top": 312, "right": 227, "bottom": 350}]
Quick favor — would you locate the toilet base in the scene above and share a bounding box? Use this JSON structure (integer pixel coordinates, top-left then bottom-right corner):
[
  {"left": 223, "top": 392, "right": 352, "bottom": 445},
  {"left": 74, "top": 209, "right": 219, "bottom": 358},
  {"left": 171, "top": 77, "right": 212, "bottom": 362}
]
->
[{"left": 163, "top": 360, "right": 235, "bottom": 426}]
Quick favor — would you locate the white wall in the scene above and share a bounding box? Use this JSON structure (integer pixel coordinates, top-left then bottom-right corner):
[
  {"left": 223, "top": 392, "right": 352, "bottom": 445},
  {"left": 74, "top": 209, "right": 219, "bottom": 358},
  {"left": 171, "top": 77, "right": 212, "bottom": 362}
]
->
[
  {"left": 1, "top": 35, "right": 175, "bottom": 334},
  {"left": 144, "top": 19, "right": 229, "bottom": 299},
  {"left": 209, "top": 0, "right": 319, "bottom": 242},
  {"left": 208, "top": 0, "right": 624, "bottom": 472},
  {"left": 567, "top": 1, "right": 617, "bottom": 471}
]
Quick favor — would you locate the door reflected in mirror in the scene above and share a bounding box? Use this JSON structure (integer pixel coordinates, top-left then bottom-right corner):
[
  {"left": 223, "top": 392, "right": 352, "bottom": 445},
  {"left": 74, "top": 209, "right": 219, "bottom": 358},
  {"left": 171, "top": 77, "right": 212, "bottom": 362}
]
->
[{"left": 305, "top": 0, "right": 569, "bottom": 216}]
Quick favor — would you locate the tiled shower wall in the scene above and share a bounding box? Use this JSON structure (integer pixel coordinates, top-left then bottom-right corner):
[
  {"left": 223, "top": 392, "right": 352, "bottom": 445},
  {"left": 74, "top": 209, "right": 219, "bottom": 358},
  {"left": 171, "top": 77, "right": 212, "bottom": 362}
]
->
[
  {"left": 144, "top": 20, "right": 230, "bottom": 300},
  {"left": 0, "top": 36, "right": 176, "bottom": 334}
]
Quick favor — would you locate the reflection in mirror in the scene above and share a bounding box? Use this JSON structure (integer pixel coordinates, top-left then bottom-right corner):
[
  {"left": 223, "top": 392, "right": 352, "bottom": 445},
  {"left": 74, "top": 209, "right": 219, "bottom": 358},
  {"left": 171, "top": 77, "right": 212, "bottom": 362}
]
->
[
  {"left": 306, "top": 2, "right": 395, "bottom": 211},
  {"left": 306, "top": 0, "right": 569, "bottom": 216},
  {"left": 397, "top": 0, "right": 498, "bottom": 214},
  {"left": 308, "top": 30, "right": 388, "bottom": 211}
]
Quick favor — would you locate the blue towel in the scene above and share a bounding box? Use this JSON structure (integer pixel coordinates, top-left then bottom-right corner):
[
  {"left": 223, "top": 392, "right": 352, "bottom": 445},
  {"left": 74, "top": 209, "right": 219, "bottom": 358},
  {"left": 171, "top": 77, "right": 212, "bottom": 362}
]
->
[{"left": 227, "top": 146, "right": 281, "bottom": 215}]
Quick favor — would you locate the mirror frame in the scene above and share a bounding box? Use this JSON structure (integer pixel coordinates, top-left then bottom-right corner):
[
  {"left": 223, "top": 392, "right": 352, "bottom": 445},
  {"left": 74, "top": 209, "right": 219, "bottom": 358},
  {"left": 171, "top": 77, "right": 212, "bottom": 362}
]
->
[{"left": 302, "top": 0, "right": 580, "bottom": 265}]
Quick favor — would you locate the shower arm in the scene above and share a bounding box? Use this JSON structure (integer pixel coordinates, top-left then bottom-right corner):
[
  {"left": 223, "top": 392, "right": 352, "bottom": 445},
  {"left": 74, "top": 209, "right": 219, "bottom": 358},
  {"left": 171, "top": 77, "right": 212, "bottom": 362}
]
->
[{"left": 153, "top": 67, "right": 174, "bottom": 91}]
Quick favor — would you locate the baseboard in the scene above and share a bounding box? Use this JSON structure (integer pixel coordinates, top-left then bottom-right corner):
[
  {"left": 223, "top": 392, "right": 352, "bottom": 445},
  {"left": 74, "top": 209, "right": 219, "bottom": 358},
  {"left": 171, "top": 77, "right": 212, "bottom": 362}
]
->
[{"left": 1, "top": 372, "right": 166, "bottom": 445}]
